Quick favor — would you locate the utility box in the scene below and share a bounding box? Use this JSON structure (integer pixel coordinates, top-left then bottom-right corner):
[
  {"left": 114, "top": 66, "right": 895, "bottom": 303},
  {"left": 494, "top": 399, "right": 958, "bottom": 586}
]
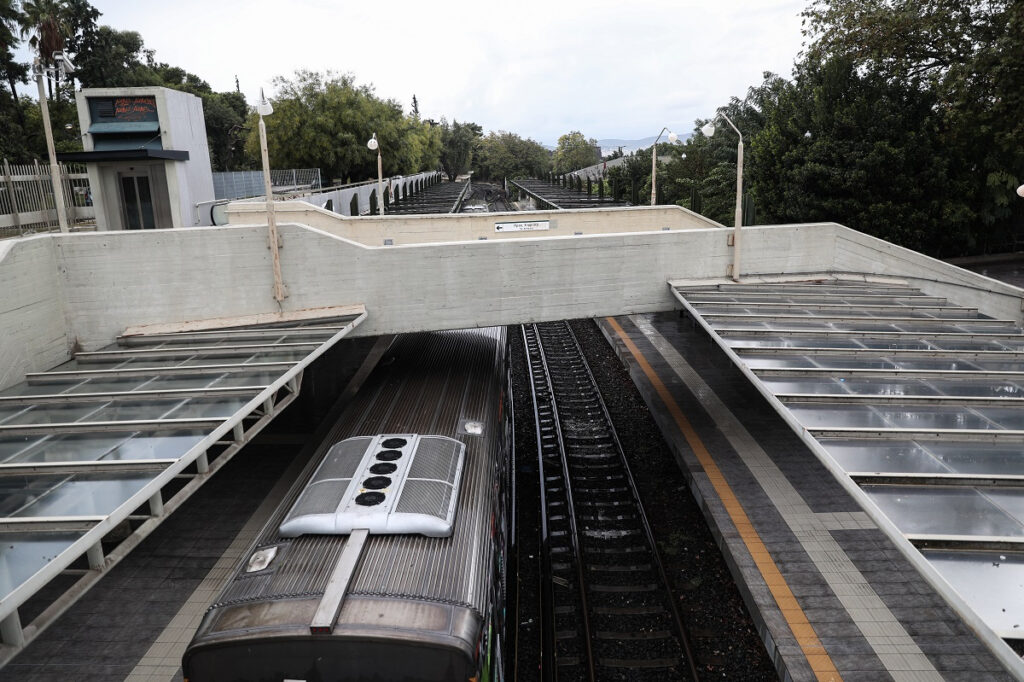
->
[{"left": 59, "top": 87, "right": 214, "bottom": 230}]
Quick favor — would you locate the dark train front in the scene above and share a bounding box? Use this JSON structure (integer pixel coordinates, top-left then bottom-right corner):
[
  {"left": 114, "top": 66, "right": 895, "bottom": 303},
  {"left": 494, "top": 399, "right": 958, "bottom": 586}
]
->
[{"left": 182, "top": 328, "right": 513, "bottom": 682}]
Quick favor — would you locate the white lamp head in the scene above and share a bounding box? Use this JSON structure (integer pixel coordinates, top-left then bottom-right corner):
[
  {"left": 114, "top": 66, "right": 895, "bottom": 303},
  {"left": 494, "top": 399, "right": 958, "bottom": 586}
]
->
[
  {"left": 804, "top": 130, "right": 812, "bottom": 139},
  {"left": 367, "top": 133, "right": 378, "bottom": 151},
  {"left": 667, "top": 131, "right": 678, "bottom": 143},
  {"left": 701, "top": 121, "right": 716, "bottom": 137},
  {"left": 257, "top": 88, "right": 273, "bottom": 117},
  {"left": 1017, "top": 184, "right": 1024, "bottom": 199}
]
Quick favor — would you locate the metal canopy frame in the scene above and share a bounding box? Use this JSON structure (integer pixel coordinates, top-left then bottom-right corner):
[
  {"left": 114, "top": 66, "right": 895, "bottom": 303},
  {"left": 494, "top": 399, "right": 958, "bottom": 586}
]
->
[
  {"left": 672, "top": 277, "right": 1024, "bottom": 668},
  {"left": 0, "top": 308, "right": 367, "bottom": 659}
]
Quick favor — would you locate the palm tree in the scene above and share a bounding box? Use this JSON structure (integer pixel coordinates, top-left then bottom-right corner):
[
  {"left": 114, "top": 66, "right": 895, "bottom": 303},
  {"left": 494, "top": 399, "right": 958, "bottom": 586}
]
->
[
  {"left": 1, "top": 0, "right": 29, "bottom": 119},
  {"left": 19, "top": 0, "right": 71, "bottom": 99}
]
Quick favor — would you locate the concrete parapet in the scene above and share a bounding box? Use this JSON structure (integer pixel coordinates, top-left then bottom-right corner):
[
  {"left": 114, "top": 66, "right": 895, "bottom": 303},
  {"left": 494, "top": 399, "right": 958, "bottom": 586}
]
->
[
  {"left": 0, "top": 218, "right": 1021, "bottom": 391},
  {"left": 224, "top": 200, "right": 725, "bottom": 245}
]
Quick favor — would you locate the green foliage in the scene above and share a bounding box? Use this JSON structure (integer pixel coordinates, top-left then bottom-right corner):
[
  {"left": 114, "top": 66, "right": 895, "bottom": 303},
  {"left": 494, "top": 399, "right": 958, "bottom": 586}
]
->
[
  {"left": 553, "top": 131, "right": 598, "bottom": 173},
  {"left": 791, "top": 0, "right": 1024, "bottom": 254},
  {"left": 439, "top": 118, "right": 482, "bottom": 181},
  {"left": 471, "top": 131, "right": 550, "bottom": 181},
  {"left": 245, "top": 70, "right": 440, "bottom": 183},
  {"left": 750, "top": 59, "right": 972, "bottom": 252}
]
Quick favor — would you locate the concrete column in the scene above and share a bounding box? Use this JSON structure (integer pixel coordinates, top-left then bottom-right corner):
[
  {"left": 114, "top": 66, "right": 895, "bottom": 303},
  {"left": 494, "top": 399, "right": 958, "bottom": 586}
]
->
[
  {"left": 148, "top": 491, "right": 164, "bottom": 517},
  {"left": 1, "top": 610, "right": 24, "bottom": 647},
  {"left": 86, "top": 542, "right": 104, "bottom": 570}
]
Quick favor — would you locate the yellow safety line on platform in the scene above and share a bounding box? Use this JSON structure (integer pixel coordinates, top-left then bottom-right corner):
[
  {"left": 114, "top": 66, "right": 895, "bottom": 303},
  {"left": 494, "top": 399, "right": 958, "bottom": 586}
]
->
[{"left": 606, "top": 317, "right": 842, "bottom": 682}]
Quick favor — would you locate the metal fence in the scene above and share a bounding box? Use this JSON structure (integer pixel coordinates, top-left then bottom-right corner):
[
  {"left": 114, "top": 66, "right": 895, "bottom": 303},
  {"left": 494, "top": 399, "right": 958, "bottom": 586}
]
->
[
  {"left": 1, "top": 160, "right": 94, "bottom": 238},
  {"left": 212, "top": 168, "right": 322, "bottom": 200}
]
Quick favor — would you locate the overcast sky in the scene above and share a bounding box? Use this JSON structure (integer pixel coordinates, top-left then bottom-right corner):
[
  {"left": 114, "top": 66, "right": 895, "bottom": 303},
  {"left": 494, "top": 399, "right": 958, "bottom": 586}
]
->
[{"left": 19, "top": 0, "right": 809, "bottom": 145}]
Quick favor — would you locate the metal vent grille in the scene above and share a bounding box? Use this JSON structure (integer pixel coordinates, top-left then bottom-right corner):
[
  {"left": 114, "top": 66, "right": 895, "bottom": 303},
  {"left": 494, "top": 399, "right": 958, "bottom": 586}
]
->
[
  {"left": 407, "top": 438, "right": 460, "bottom": 481},
  {"left": 313, "top": 438, "right": 371, "bottom": 483},
  {"left": 95, "top": 98, "right": 114, "bottom": 118},
  {"left": 395, "top": 479, "right": 452, "bottom": 516},
  {"left": 287, "top": 480, "right": 348, "bottom": 518}
]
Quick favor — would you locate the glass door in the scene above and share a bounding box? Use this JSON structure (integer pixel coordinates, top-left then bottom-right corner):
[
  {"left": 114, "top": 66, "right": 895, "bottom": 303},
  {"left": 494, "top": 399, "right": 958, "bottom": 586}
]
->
[{"left": 119, "top": 173, "right": 156, "bottom": 230}]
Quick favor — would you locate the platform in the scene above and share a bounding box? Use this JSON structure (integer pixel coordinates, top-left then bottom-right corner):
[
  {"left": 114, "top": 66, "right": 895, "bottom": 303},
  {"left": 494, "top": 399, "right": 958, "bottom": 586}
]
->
[{"left": 599, "top": 311, "right": 1019, "bottom": 681}]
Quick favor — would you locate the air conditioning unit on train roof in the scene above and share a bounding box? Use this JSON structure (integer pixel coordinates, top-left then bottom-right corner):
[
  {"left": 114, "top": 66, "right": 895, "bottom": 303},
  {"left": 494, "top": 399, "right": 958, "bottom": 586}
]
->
[{"left": 279, "top": 434, "right": 466, "bottom": 538}]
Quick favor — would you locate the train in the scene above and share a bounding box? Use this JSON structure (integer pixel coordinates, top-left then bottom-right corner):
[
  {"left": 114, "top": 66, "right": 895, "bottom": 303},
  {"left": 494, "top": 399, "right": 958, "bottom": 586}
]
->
[{"left": 182, "top": 327, "right": 514, "bottom": 682}]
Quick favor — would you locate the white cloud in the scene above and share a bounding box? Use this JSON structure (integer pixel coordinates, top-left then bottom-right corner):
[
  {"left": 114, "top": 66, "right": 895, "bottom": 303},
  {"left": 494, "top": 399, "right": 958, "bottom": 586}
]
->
[{"left": 17, "top": 0, "right": 807, "bottom": 145}]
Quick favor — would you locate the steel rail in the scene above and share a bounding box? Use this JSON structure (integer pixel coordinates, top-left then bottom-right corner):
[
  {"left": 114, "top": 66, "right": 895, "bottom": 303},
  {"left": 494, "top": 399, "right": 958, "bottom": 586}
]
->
[
  {"left": 527, "top": 321, "right": 698, "bottom": 681},
  {"left": 523, "top": 323, "right": 595, "bottom": 681},
  {"left": 560, "top": 322, "right": 699, "bottom": 682}
]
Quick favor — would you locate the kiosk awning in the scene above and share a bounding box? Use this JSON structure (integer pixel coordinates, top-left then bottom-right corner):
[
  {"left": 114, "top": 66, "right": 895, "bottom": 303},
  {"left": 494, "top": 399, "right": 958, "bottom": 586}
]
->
[{"left": 57, "top": 149, "right": 189, "bottom": 162}]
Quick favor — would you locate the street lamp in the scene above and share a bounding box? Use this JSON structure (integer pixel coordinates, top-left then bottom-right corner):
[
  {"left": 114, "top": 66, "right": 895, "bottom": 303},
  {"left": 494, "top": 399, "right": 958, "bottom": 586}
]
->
[
  {"left": 367, "top": 133, "right": 384, "bottom": 215},
  {"left": 1017, "top": 184, "right": 1024, "bottom": 199},
  {"left": 650, "top": 127, "right": 678, "bottom": 206},
  {"left": 34, "top": 52, "right": 74, "bottom": 233},
  {"left": 702, "top": 113, "right": 744, "bottom": 281},
  {"left": 257, "top": 88, "right": 286, "bottom": 303}
]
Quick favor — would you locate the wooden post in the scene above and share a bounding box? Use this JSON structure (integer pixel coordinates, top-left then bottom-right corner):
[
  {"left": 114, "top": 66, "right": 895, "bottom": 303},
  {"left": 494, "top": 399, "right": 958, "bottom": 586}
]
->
[{"left": 3, "top": 159, "right": 22, "bottom": 236}]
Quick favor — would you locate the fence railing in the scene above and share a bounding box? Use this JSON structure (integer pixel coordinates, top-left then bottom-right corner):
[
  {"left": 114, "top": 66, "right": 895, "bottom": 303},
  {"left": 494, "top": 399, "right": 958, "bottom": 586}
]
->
[
  {"left": 1, "top": 159, "right": 94, "bottom": 238},
  {"left": 212, "top": 168, "right": 322, "bottom": 201}
]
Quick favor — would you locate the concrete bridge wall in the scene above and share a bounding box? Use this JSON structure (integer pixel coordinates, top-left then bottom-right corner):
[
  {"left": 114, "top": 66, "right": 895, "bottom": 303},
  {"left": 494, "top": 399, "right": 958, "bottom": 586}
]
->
[
  {"left": 1, "top": 215, "right": 1022, "bottom": 392},
  {"left": 226, "top": 200, "right": 724, "bottom": 245}
]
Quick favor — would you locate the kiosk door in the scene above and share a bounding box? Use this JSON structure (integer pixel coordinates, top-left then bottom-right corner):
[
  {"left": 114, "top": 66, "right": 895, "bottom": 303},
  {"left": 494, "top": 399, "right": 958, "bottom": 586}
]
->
[{"left": 119, "top": 172, "right": 156, "bottom": 229}]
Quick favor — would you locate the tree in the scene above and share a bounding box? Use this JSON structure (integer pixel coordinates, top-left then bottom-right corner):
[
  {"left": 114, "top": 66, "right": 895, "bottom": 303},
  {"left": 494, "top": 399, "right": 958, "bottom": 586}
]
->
[
  {"left": 0, "top": 0, "right": 28, "bottom": 130},
  {"left": 410, "top": 94, "right": 419, "bottom": 118},
  {"left": 73, "top": 26, "right": 155, "bottom": 88},
  {"left": 471, "top": 131, "right": 550, "bottom": 181},
  {"left": 799, "top": 0, "right": 1023, "bottom": 253},
  {"left": 439, "top": 118, "right": 481, "bottom": 181},
  {"left": 19, "top": 0, "right": 72, "bottom": 99},
  {"left": 552, "top": 131, "right": 598, "bottom": 174},
  {"left": 750, "top": 59, "right": 972, "bottom": 254},
  {"left": 244, "top": 70, "right": 438, "bottom": 183}
]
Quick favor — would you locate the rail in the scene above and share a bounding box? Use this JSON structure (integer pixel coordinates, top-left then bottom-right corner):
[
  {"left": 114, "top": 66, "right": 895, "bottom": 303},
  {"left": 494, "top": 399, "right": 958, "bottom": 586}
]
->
[{"left": 522, "top": 320, "right": 698, "bottom": 681}]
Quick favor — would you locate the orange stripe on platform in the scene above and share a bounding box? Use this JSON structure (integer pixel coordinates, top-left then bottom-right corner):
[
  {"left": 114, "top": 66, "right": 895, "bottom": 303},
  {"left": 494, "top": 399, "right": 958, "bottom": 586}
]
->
[{"left": 606, "top": 316, "right": 842, "bottom": 682}]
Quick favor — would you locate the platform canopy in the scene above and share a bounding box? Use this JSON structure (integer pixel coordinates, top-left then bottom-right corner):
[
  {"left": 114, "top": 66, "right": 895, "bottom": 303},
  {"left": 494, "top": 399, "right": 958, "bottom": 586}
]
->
[
  {"left": 673, "top": 277, "right": 1024, "bottom": 639},
  {"left": 0, "top": 309, "right": 365, "bottom": 645}
]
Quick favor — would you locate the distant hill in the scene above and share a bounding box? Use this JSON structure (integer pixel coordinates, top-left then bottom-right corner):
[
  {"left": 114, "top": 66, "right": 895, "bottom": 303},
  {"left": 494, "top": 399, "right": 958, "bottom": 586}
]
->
[
  {"left": 596, "top": 134, "right": 691, "bottom": 157},
  {"left": 542, "top": 134, "right": 692, "bottom": 156}
]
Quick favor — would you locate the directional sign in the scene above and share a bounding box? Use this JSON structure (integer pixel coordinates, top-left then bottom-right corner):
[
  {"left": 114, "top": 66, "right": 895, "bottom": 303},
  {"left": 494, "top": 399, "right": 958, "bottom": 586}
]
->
[{"left": 495, "top": 220, "right": 550, "bottom": 233}]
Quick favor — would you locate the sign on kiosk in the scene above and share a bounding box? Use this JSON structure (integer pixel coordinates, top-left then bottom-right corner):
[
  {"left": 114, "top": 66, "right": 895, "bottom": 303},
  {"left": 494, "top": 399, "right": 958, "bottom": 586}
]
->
[{"left": 495, "top": 220, "right": 550, "bottom": 233}]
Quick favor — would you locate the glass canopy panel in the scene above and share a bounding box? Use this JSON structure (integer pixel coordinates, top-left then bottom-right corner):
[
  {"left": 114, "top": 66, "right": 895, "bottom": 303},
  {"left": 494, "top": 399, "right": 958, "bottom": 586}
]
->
[
  {"left": 0, "top": 403, "right": 101, "bottom": 424},
  {"left": 923, "top": 550, "right": 1024, "bottom": 637},
  {"left": 0, "top": 533, "right": 83, "bottom": 596},
  {"left": 922, "top": 441, "right": 1024, "bottom": 476},
  {"left": 821, "top": 440, "right": 952, "bottom": 474},
  {"left": 984, "top": 489, "right": 1024, "bottom": 527},
  {"left": 861, "top": 486, "right": 1024, "bottom": 537},
  {"left": 789, "top": 404, "right": 1001, "bottom": 431},
  {"left": 926, "top": 380, "right": 1024, "bottom": 398},
  {"left": 0, "top": 397, "right": 248, "bottom": 425},
  {"left": 6, "top": 474, "right": 153, "bottom": 517},
  {"left": 0, "top": 430, "right": 207, "bottom": 464}
]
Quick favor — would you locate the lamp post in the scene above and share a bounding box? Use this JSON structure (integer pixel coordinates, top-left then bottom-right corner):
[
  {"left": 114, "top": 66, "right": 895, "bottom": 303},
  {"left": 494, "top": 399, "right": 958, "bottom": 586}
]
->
[
  {"left": 702, "top": 113, "right": 744, "bottom": 281},
  {"left": 367, "top": 133, "right": 384, "bottom": 214},
  {"left": 34, "top": 54, "right": 71, "bottom": 233},
  {"left": 650, "top": 127, "right": 678, "bottom": 206},
  {"left": 257, "top": 88, "right": 286, "bottom": 303}
]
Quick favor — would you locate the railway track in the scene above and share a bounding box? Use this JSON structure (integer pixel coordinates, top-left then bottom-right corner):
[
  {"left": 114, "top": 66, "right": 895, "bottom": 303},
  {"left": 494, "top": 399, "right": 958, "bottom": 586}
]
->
[{"left": 522, "top": 321, "right": 699, "bottom": 682}]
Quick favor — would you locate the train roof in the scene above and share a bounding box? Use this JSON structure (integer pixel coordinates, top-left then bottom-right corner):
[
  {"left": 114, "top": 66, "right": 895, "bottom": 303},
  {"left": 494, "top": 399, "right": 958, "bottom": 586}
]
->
[{"left": 211, "top": 327, "right": 508, "bottom": 617}]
